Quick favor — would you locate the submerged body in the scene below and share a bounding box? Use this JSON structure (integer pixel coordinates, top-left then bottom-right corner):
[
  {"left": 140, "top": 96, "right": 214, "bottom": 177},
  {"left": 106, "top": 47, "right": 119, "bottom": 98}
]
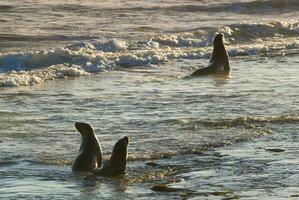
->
[
  {"left": 191, "top": 33, "right": 230, "bottom": 76},
  {"left": 94, "top": 136, "right": 129, "bottom": 176},
  {"left": 72, "top": 122, "right": 102, "bottom": 172}
]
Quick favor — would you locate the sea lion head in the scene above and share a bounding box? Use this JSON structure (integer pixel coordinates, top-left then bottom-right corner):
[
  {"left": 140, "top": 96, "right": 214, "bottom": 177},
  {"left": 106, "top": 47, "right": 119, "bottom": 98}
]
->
[
  {"left": 214, "top": 33, "right": 223, "bottom": 44},
  {"left": 75, "top": 122, "right": 94, "bottom": 137},
  {"left": 210, "top": 33, "right": 230, "bottom": 71},
  {"left": 112, "top": 136, "right": 129, "bottom": 156},
  {"left": 75, "top": 122, "right": 101, "bottom": 152},
  {"left": 211, "top": 33, "right": 225, "bottom": 60},
  {"left": 110, "top": 136, "right": 129, "bottom": 172}
]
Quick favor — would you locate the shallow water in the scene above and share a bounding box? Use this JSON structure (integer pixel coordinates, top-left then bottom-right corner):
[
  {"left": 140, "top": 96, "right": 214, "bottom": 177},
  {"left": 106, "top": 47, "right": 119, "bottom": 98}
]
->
[
  {"left": 1, "top": 56, "right": 298, "bottom": 199},
  {"left": 0, "top": 0, "right": 298, "bottom": 199}
]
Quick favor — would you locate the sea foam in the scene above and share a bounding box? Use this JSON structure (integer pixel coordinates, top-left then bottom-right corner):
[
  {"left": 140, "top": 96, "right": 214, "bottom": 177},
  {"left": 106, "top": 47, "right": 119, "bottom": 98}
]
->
[{"left": 0, "top": 21, "right": 299, "bottom": 87}]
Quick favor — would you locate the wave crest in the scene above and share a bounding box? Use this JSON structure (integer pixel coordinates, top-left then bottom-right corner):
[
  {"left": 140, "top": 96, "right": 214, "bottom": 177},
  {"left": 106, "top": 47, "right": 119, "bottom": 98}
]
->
[{"left": 1, "top": 20, "right": 299, "bottom": 87}]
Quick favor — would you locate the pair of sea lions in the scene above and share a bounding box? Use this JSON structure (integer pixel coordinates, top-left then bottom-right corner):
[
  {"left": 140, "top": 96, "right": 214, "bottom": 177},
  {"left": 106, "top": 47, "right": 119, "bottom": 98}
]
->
[
  {"left": 72, "top": 122, "right": 129, "bottom": 176},
  {"left": 190, "top": 33, "right": 230, "bottom": 76}
]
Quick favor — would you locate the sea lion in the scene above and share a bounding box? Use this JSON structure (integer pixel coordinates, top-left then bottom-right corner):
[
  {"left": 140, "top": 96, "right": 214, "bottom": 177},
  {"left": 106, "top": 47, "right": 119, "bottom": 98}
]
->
[
  {"left": 72, "top": 122, "right": 102, "bottom": 172},
  {"left": 190, "top": 33, "right": 230, "bottom": 76},
  {"left": 94, "top": 136, "right": 129, "bottom": 176}
]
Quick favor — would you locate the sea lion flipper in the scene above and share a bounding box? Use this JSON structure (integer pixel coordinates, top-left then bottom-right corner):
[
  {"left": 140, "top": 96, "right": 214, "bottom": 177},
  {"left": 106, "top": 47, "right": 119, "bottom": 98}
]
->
[
  {"left": 97, "top": 154, "right": 102, "bottom": 168},
  {"left": 190, "top": 66, "right": 214, "bottom": 76}
]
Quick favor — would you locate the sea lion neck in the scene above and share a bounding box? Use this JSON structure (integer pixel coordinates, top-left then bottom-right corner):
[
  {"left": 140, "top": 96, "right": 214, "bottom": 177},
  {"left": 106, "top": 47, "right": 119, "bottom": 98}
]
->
[{"left": 210, "top": 34, "right": 226, "bottom": 63}]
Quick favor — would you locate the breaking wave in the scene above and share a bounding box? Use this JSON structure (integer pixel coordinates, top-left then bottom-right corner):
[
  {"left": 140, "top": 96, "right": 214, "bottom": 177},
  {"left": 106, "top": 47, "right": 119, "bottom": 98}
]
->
[{"left": 0, "top": 20, "right": 298, "bottom": 87}]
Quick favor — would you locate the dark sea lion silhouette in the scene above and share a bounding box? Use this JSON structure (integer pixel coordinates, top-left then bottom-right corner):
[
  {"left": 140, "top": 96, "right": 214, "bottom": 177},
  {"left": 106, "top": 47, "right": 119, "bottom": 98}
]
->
[
  {"left": 191, "top": 33, "right": 230, "bottom": 76},
  {"left": 94, "top": 136, "right": 129, "bottom": 176},
  {"left": 72, "top": 122, "right": 102, "bottom": 172}
]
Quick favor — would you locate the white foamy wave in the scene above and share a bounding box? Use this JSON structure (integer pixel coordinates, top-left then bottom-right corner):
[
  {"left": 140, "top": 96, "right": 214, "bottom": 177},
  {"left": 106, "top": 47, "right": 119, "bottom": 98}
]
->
[
  {"left": 220, "top": 21, "right": 299, "bottom": 42},
  {"left": 0, "top": 65, "right": 91, "bottom": 87},
  {"left": 0, "top": 48, "right": 109, "bottom": 73},
  {"left": 0, "top": 41, "right": 298, "bottom": 87},
  {"left": 151, "top": 34, "right": 211, "bottom": 47},
  {"left": 0, "top": 20, "right": 299, "bottom": 87},
  {"left": 151, "top": 21, "right": 299, "bottom": 48},
  {"left": 0, "top": 50, "right": 59, "bottom": 72},
  {"left": 67, "top": 38, "right": 128, "bottom": 52}
]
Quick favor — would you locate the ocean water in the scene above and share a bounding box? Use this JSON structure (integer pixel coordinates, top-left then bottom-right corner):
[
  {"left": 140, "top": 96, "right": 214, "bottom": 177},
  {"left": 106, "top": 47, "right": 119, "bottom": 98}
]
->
[{"left": 0, "top": 0, "right": 298, "bottom": 199}]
